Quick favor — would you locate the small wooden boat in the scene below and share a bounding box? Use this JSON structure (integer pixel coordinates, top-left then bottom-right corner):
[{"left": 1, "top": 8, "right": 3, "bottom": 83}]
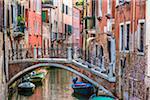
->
[
  {"left": 71, "top": 77, "right": 94, "bottom": 96},
  {"left": 18, "top": 81, "right": 35, "bottom": 93},
  {"left": 30, "top": 72, "right": 45, "bottom": 83}
]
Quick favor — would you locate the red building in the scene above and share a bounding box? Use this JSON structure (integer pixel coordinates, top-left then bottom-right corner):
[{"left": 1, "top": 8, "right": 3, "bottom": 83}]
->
[{"left": 28, "top": 0, "right": 42, "bottom": 49}]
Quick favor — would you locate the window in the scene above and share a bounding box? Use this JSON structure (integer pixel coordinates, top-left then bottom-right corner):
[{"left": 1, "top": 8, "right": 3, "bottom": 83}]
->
[
  {"left": 11, "top": 5, "right": 13, "bottom": 23},
  {"left": 62, "top": 4, "right": 64, "bottom": 13},
  {"left": 120, "top": 24, "right": 124, "bottom": 51},
  {"left": 66, "top": 5, "right": 68, "bottom": 14},
  {"left": 68, "top": 25, "right": 72, "bottom": 34},
  {"left": 65, "top": 24, "right": 67, "bottom": 33},
  {"left": 138, "top": 20, "right": 145, "bottom": 53},
  {"left": 65, "top": 24, "right": 72, "bottom": 34},
  {"left": 7, "top": 9, "right": 10, "bottom": 28},
  {"left": 92, "top": 0, "right": 95, "bottom": 16},
  {"left": 107, "top": 37, "right": 116, "bottom": 63},
  {"left": 107, "top": 39, "right": 111, "bottom": 62},
  {"left": 42, "top": 11, "right": 47, "bottom": 22},
  {"left": 29, "top": 0, "right": 30, "bottom": 10},
  {"left": 17, "top": 3, "right": 21, "bottom": 16},
  {"left": 125, "top": 23, "right": 130, "bottom": 50},
  {"left": 120, "top": 22, "right": 130, "bottom": 52}
]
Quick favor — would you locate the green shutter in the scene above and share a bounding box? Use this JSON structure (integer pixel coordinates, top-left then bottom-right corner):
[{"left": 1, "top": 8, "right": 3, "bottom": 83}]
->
[
  {"left": 68, "top": 25, "right": 72, "bottom": 33},
  {"left": 42, "top": 11, "right": 46, "bottom": 22}
]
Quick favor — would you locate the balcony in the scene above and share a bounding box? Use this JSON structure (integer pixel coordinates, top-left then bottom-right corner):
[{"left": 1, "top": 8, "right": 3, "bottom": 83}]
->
[
  {"left": 13, "top": 25, "right": 25, "bottom": 39},
  {"left": 13, "top": 27, "right": 25, "bottom": 39},
  {"left": 13, "top": 16, "right": 25, "bottom": 38}
]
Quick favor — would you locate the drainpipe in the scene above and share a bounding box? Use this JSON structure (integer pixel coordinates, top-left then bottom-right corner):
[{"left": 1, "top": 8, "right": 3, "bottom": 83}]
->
[
  {"left": 85, "top": 0, "right": 88, "bottom": 61},
  {"left": 56, "top": 5, "right": 59, "bottom": 54},
  {"left": 49, "top": 8, "right": 52, "bottom": 55},
  {"left": 3, "top": 0, "right": 9, "bottom": 99},
  {"left": 4, "top": 0, "right": 9, "bottom": 82}
]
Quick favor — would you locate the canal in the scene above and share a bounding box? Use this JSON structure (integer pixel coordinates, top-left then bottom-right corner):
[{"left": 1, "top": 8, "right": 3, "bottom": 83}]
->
[{"left": 9, "top": 68, "right": 89, "bottom": 100}]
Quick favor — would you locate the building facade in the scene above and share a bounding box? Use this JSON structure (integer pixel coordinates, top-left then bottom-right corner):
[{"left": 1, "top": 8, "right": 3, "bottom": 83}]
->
[
  {"left": 115, "top": 0, "right": 146, "bottom": 99},
  {"left": 42, "top": 1, "right": 55, "bottom": 56},
  {"left": 73, "top": 6, "right": 81, "bottom": 49},
  {"left": 77, "top": 0, "right": 148, "bottom": 99},
  {"left": 28, "top": 0, "right": 42, "bottom": 49}
]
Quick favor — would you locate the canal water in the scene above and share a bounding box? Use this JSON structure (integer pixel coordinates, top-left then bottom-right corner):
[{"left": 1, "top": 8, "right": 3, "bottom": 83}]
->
[{"left": 9, "top": 68, "right": 89, "bottom": 100}]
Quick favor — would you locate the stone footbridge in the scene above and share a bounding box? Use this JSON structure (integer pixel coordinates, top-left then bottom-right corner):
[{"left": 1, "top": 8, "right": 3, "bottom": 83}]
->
[{"left": 8, "top": 47, "right": 116, "bottom": 97}]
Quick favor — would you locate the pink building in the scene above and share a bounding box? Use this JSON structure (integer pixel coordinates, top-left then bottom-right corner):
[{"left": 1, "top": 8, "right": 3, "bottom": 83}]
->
[
  {"left": 28, "top": 0, "right": 42, "bottom": 49},
  {"left": 73, "top": 6, "right": 81, "bottom": 48}
]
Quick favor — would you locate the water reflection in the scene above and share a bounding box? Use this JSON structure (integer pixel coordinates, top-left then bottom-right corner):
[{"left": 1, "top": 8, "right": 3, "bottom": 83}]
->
[{"left": 10, "top": 68, "right": 89, "bottom": 100}]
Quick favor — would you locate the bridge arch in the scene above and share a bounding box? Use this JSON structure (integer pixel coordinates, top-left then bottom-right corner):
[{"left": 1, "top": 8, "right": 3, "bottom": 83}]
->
[
  {"left": 8, "top": 63, "right": 114, "bottom": 97},
  {"left": 8, "top": 63, "right": 96, "bottom": 86}
]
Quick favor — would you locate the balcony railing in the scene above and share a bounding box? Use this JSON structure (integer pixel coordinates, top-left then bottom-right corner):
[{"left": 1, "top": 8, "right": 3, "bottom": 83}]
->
[{"left": 13, "top": 27, "right": 25, "bottom": 38}]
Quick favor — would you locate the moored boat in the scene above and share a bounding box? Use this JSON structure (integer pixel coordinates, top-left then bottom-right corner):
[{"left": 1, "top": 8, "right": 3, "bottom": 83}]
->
[
  {"left": 30, "top": 72, "right": 45, "bottom": 83},
  {"left": 18, "top": 81, "right": 35, "bottom": 93},
  {"left": 71, "top": 77, "right": 95, "bottom": 96}
]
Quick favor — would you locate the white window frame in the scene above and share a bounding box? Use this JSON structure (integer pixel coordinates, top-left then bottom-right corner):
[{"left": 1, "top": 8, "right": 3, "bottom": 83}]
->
[{"left": 137, "top": 19, "right": 145, "bottom": 55}]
